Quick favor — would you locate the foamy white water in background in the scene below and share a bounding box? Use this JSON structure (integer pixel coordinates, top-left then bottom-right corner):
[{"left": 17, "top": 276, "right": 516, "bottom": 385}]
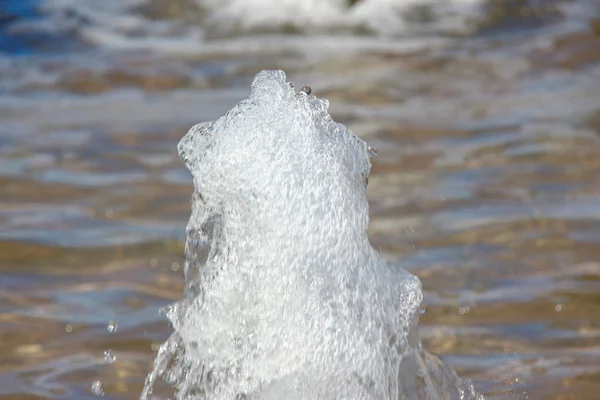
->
[
  {"left": 5, "top": 0, "right": 593, "bottom": 60},
  {"left": 29, "top": 0, "right": 483, "bottom": 41},
  {"left": 4, "top": 0, "right": 556, "bottom": 53},
  {"left": 141, "top": 70, "right": 481, "bottom": 400}
]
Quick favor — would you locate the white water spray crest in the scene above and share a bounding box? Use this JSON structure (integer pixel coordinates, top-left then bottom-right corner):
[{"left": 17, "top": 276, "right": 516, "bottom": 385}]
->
[{"left": 142, "top": 70, "right": 482, "bottom": 400}]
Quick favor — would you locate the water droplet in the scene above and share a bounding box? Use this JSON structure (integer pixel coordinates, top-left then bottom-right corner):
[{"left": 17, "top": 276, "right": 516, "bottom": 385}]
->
[
  {"left": 171, "top": 262, "right": 180, "bottom": 271},
  {"left": 104, "top": 349, "right": 116, "bottom": 364},
  {"left": 367, "top": 146, "right": 378, "bottom": 158},
  {"left": 555, "top": 303, "right": 563, "bottom": 312},
  {"left": 65, "top": 324, "right": 73, "bottom": 333},
  {"left": 149, "top": 258, "right": 158, "bottom": 267},
  {"left": 107, "top": 321, "right": 118, "bottom": 333},
  {"left": 91, "top": 380, "right": 104, "bottom": 396},
  {"left": 420, "top": 307, "right": 427, "bottom": 315},
  {"left": 458, "top": 306, "right": 470, "bottom": 315},
  {"left": 301, "top": 85, "right": 312, "bottom": 95},
  {"left": 159, "top": 304, "right": 174, "bottom": 315}
]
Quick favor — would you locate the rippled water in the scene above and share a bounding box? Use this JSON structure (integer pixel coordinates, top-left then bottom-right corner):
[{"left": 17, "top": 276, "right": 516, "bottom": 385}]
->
[{"left": 1, "top": 0, "right": 600, "bottom": 399}]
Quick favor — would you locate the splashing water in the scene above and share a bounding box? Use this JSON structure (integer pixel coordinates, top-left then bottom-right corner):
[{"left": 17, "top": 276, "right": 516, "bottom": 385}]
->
[
  {"left": 104, "top": 349, "right": 116, "bottom": 364},
  {"left": 141, "top": 70, "right": 482, "bottom": 400},
  {"left": 91, "top": 380, "right": 105, "bottom": 396},
  {"left": 107, "top": 320, "right": 118, "bottom": 333}
]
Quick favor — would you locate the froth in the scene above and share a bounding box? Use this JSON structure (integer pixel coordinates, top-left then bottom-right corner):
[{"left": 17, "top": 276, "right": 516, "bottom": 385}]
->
[
  {"left": 198, "top": 0, "right": 482, "bottom": 38},
  {"left": 142, "top": 70, "right": 478, "bottom": 400}
]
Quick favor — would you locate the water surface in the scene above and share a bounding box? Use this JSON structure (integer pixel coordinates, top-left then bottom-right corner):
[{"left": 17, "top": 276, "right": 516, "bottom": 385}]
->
[{"left": 1, "top": 0, "right": 600, "bottom": 399}]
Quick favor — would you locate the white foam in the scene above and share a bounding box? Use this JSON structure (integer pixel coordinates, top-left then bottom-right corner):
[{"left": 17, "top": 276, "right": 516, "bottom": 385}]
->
[
  {"left": 201, "top": 0, "right": 347, "bottom": 36},
  {"left": 142, "top": 70, "right": 481, "bottom": 399},
  {"left": 196, "top": 0, "right": 484, "bottom": 37}
]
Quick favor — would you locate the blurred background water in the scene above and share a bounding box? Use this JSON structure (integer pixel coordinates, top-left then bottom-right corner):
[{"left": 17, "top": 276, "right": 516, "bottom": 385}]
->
[{"left": 1, "top": 0, "right": 600, "bottom": 399}]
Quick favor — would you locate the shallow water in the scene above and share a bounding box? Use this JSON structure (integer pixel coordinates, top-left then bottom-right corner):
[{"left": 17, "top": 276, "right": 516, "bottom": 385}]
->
[{"left": 1, "top": 0, "right": 600, "bottom": 399}]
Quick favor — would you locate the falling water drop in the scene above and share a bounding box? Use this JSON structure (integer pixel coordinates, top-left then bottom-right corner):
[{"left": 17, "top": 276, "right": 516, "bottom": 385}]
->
[
  {"left": 367, "top": 146, "right": 378, "bottom": 158},
  {"left": 104, "top": 349, "right": 116, "bottom": 364},
  {"left": 107, "top": 321, "right": 118, "bottom": 333},
  {"left": 91, "top": 380, "right": 104, "bottom": 396}
]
